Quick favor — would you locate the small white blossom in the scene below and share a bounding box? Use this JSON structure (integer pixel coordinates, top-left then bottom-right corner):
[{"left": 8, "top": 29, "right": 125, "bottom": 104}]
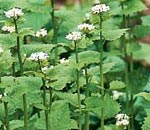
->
[
  {"left": 0, "top": 46, "right": 3, "bottom": 55},
  {"left": 78, "top": 23, "right": 95, "bottom": 33},
  {"left": 0, "top": 94, "right": 2, "bottom": 99},
  {"left": 35, "top": 28, "right": 47, "bottom": 37},
  {"left": 28, "top": 52, "right": 49, "bottom": 61},
  {"left": 116, "top": 113, "right": 129, "bottom": 129},
  {"left": 2, "top": 25, "right": 15, "bottom": 33},
  {"left": 92, "top": 4, "right": 109, "bottom": 14},
  {"left": 112, "top": 91, "right": 124, "bottom": 100},
  {"left": 66, "top": 31, "right": 82, "bottom": 41},
  {"left": 60, "top": 58, "right": 69, "bottom": 64},
  {"left": 4, "top": 7, "right": 24, "bottom": 19}
]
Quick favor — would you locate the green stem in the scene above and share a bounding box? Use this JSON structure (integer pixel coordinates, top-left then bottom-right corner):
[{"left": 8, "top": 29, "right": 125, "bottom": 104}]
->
[
  {"left": 99, "top": 14, "right": 105, "bottom": 130},
  {"left": 51, "top": 0, "right": 58, "bottom": 65},
  {"left": 4, "top": 102, "right": 10, "bottom": 130},
  {"left": 14, "top": 19, "right": 23, "bottom": 76},
  {"left": 38, "top": 60, "right": 50, "bottom": 130},
  {"left": 23, "top": 94, "right": 28, "bottom": 130},
  {"left": 14, "top": 18, "right": 28, "bottom": 130},
  {"left": 84, "top": 64, "right": 89, "bottom": 130},
  {"left": 74, "top": 41, "right": 82, "bottom": 130}
]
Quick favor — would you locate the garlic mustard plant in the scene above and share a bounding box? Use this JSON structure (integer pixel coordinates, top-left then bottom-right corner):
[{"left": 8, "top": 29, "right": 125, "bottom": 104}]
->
[
  {"left": 78, "top": 23, "right": 95, "bottom": 33},
  {"left": 91, "top": 4, "right": 109, "bottom": 14},
  {"left": 59, "top": 58, "right": 69, "bottom": 64},
  {"left": 35, "top": 28, "right": 47, "bottom": 37},
  {"left": 28, "top": 52, "right": 49, "bottom": 61},
  {"left": 66, "top": 31, "right": 82, "bottom": 41},
  {"left": 2, "top": 25, "right": 15, "bottom": 33},
  {"left": 115, "top": 113, "right": 129, "bottom": 129},
  {"left": 4, "top": 7, "right": 24, "bottom": 19}
]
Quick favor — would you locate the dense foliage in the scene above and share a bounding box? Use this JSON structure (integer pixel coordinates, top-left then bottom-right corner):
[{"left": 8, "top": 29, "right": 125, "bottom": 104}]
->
[{"left": 0, "top": 0, "right": 150, "bottom": 130}]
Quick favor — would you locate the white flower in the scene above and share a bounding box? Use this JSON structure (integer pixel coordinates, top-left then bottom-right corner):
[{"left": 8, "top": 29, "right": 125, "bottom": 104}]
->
[
  {"left": 28, "top": 52, "right": 49, "bottom": 61},
  {"left": 0, "top": 46, "right": 3, "bottom": 55},
  {"left": 2, "top": 25, "right": 15, "bottom": 33},
  {"left": 42, "top": 66, "right": 54, "bottom": 73},
  {"left": 115, "top": 113, "right": 129, "bottom": 129},
  {"left": 92, "top": 4, "right": 109, "bottom": 14},
  {"left": 4, "top": 7, "right": 24, "bottom": 19},
  {"left": 78, "top": 23, "right": 95, "bottom": 33},
  {"left": 112, "top": 91, "right": 124, "bottom": 100},
  {"left": 0, "top": 94, "right": 2, "bottom": 99},
  {"left": 60, "top": 58, "right": 69, "bottom": 64},
  {"left": 35, "top": 28, "right": 47, "bottom": 37},
  {"left": 66, "top": 31, "right": 82, "bottom": 41}
]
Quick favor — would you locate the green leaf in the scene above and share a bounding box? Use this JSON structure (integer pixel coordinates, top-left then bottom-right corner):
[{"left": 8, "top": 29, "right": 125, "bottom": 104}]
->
[
  {"left": 133, "top": 43, "right": 150, "bottom": 61},
  {"left": 0, "top": 34, "right": 16, "bottom": 48},
  {"left": 109, "top": 80, "right": 125, "bottom": 90},
  {"left": 69, "top": 51, "right": 100, "bottom": 69},
  {"left": 55, "top": 92, "right": 85, "bottom": 107},
  {"left": 10, "top": 120, "right": 24, "bottom": 130},
  {"left": 103, "top": 29, "right": 128, "bottom": 41},
  {"left": 133, "top": 25, "right": 150, "bottom": 38},
  {"left": 141, "top": 15, "right": 150, "bottom": 26},
  {"left": 121, "top": 0, "right": 147, "bottom": 15},
  {"left": 142, "top": 115, "right": 150, "bottom": 130},
  {"left": 136, "top": 92, "right": 150, "bottom": 102},
  {"left": 22, "top": 12, "right": 50, "bottom": 30},
  {"left": 46, "top": 64, "right": 76, "bottom": 90},
  {"left": 85, "top": 94, "right": 120, "bottom": 119},
  {"left": 50, "top": 100, "right": 76, "bottom": 130}
]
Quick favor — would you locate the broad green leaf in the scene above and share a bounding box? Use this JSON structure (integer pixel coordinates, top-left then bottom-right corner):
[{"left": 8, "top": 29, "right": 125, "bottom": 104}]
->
[
  {"left": 103, "top": 56, "right": 125, "bottom": 72},
  {"left": 46, "top": 64, "right": 76, "bottom": 90},
  {"left": 141, "top": 15, "right": 150, "bottom": 26},
  {"left": 50, "top": 100, "right": 76, "bottom": 130},
  {"left": 10, "top": 120, "right": 24, "bottom": 130},
  {"left": 133, "top": 25, "right": 150, "bottom": 38},
  {"left": 103, "top": 29, "right": 128, "bottom": 41},
  {"left": 109, "top": 80, "right": 125, "bottom": 90},
  {"left": 22, "top": 12, "right": 50, "bottom": 30},
  {"left": 21, "top": 44, "right": 54, "bottom": 55},
  {"left": 133, "top": 43, "right": 150, "bottom": 61},
  {"left": 136, "top": 92, "right": 150, "bottom": 102},
  {"left": 0, "top": 34, "right": 16, "bottom": 48},
  {"left": 55, "top": 92, "right": 85, "bottom": 107},
  {"left": 69, "top": 51, "right": 100, "bottom": 69},
  {"left": 121, "top": 0, "right": 147, "bottom": 15},
  {"left": 85, "top": 94, "right": 120, "bottom": 119},
  {"left": 142, "top": 115, "right": 150, "bottom": 130}
]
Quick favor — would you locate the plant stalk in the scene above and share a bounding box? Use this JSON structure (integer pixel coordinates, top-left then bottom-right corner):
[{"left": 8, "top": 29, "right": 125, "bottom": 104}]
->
[
  {"left": 38, "top": 60, "right": 50, "bottom": 130},
  {"left": 4, "top": 102, "right": 10, "bottom": 130},
  {"left": 99, "top": 14, "right": 105, "bottom": 130},
  {"left": 50, "top": 0, "right": 58, "bottom": 65},
  {"left": 74, "top": 41, "right": 82, "bottom": 130},
  {"left": 14, "top": 19, "right": 23, "bottom": 76},
  {"left": 23, "top": 94, "right": 28, "bottom": 130},
  {"left": 84, "top": 64, "right": 89, "bottom": 130},
  {"left": 14, "top": 18, "right": 28, "bottom": 130}
]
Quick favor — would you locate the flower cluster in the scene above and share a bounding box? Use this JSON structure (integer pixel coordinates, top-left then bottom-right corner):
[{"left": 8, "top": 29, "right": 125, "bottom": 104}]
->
[
  {"left": 35, "top": 28, "right": 47, "bottom": 37},
  {"left": 78, "top": 23, "right": 95, "bottom": 33},
  {"left": 66, "top": 31, "right": 82, "bottom": 41},
  {"left": 60, "top": 58, "right": 69, "bottom": 64},
  {"left": 0, "top": 46, "right": 3, "bottom": 55},
  {"left": 4, "top": 7, "right": 24, "bottom": 19},
  {"left": 92, "top": 4, "right": 109, "bottom": 14},
  {"left": 115, "top": 113, "right": 129, "bottom": 129},
  {"left": 28, "top": 52, "right": 49, "bottom": 61},
  {"left": 2, "top": 25, "right": 15, "bottom": 33}
]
